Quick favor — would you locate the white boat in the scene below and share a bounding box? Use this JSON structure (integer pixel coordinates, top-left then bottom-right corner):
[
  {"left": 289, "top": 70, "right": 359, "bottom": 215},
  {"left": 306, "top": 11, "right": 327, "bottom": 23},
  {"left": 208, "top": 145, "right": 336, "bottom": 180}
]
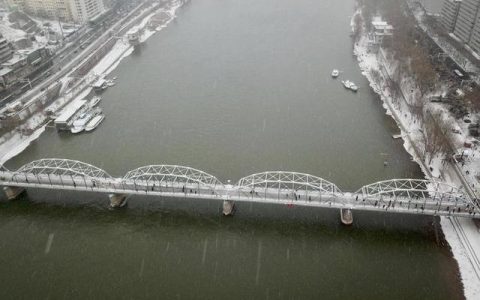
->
[
  {"left": 93, "top": 78, "right": 107, "bottom": 91},
  {"left": 70, "top": 111, "right": 94, "bottom": 134},
  {"left": 342, "top": 80, "right": 352, "bottom": 89},
  {"left": 85, "top": 114, "right": 105, "bottom": 132},
  {"left": 106, "top": 81, "right": 116, "bottom": 87},
  {"left": 331, "top": 69, "right": 339, "bottom": 78},
  {"left": 70, "top": 126, "right": 84, "bottom": 134},
  {"left": 89, "top": 96, "right": 102, "bottom": 107},
  {"left": 342, "top": 80, "right": 358, "bottom": 92}
]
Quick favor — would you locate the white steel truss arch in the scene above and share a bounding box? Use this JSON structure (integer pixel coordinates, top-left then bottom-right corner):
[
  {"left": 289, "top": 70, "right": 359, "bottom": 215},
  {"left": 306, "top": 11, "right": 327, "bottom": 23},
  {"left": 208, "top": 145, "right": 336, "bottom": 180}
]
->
[
  {"left": 357, "top": 179, "right": 470, "bottom": 206},
  {"left": 16, "top": 158, "right": 112, "bottom": 178},
  {"left": 124, "top": 165, "right": 224, "bottom": 188},
  {"left": 237, "top": 171, "right": 342, "bottom": 196}
]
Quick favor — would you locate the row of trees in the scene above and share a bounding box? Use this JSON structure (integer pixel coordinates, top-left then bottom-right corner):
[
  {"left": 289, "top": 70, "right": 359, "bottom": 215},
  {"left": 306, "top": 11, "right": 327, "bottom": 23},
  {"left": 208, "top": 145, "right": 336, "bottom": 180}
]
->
[{"left": 358, "top": 0, "right": 455, "bottom": 163}]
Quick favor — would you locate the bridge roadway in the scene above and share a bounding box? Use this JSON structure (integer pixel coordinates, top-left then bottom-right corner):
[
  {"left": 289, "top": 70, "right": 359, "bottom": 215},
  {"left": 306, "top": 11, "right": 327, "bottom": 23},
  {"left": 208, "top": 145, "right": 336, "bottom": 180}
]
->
[{"left": 0, "top": 159, "right": 479, "bottom": 219}]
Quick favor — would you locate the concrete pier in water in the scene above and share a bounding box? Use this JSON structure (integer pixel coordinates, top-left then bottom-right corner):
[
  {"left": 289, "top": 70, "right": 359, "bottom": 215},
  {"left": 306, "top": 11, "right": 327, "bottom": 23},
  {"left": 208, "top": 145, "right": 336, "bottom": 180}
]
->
[
  {"left": 3, "top": 186, "right": 25, "bottom": 200},
  {"left": 109, "top": 193, "right": 127, "bottom": 208}
]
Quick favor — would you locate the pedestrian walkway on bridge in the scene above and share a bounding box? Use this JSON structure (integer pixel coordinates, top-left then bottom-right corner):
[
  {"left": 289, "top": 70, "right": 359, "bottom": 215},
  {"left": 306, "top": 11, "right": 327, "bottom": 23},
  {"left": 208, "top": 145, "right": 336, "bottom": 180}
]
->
[{"left": 0, "top": 159, "right": 478, "bottom": 220}]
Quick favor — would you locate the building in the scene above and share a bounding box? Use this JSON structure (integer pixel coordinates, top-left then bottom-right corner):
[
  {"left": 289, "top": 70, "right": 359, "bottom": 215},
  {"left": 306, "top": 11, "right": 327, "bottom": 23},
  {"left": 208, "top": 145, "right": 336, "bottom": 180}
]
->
[
  {"left": 69, "top": 0, "right": 105, "bottom": 23},
  {"left": 453, "top": 0, "right": 480, "bottom": 43},
  {"left": 367, "top": 17, "right": 393, "bottom": 52},
  {"left": 0, "top": 46, "right": 51, "bottom": 91},
  {"left": 5, "top": 0, "right": 105, "bottom": 23},
  {"left": 0, "top": 34, "right": 13, "bottom": 64},
  {"left": 441, "top": 0, "right": 480, "bottom": 56},
  {"left": 371, "top": 17, "right": 393, "bottom": 44},
  {"left": 441, "top": 0, "right": 462, "bottom": 32}
]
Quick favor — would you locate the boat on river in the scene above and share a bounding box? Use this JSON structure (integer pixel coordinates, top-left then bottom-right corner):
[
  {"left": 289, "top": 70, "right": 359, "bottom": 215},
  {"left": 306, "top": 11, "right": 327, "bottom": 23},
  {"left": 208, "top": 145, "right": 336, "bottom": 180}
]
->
[
  {"left": 89, "top": 96, "right": 102, "bottom": 107},
  {"left": 85, "top": 114, "right": 105, "bottom": 132},
  {"left": 70, "top": 107, "right": 102, "bottom": 133},
  {"left": 331, "top": 69, "right": 339, "bottom": 78},
  {"left": 342, "top": 80, "right": 358, "bottom": 92},
  {"left": 70, "top": 111, "right": 94, "bottom": 133}
]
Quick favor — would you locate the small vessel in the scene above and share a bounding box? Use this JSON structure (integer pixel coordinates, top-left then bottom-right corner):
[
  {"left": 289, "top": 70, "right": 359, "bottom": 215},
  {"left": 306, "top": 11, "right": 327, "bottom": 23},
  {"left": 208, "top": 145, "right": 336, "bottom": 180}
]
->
[
  {"left": 349, "top": 82, "right": 359, "bottom": 92},
  {"left": 70, "top": 110, "right": 95, "bottom": 134},
  {"left": 89, "top": 96, "right": 102, "bottom": 107},
  {"left": 70, "top": 126, "right": 83, "bottom": 134},
  {"left": 85, "top": 114, "right": 105, "bottom": 132},
  {"left": 331, "top": 69, "right": 339, "bottom": 78},
  {"left": 342, "top": 80, "right": 358, "bottom": 92},
  {"left": 342, "top": 80, "right": 353, "bottom": 89},
  {"left": 93, "top": 78, "right": 107, "bottom": 91},
  {"left": 106, "top": 80, "right": 116, "bottom": 87}
]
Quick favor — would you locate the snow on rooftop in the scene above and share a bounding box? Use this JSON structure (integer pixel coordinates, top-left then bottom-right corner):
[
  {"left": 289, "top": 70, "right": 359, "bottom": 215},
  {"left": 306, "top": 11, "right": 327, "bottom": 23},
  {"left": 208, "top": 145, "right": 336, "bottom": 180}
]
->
[
  {"left": 0, "top": 22, "right": 26, "bottom": 42},
  {"left": 55, "top": 99, "right": 87, "bottom": 123}
]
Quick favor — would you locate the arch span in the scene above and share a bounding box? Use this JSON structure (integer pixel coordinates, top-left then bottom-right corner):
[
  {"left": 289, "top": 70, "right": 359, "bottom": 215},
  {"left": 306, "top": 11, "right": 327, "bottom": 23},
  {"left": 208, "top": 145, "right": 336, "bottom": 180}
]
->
[
  {"left": 357, "top": 179, "right": 470, "bottom": 205},
  {"left": 237, "top": 171, "right": 342, "bottom": 196},
  {"left": 124, "top": 165, "right": 224, "bottom": 188},
  {"left": 16, "top": 158, "right": 112, "bottom": 178}
]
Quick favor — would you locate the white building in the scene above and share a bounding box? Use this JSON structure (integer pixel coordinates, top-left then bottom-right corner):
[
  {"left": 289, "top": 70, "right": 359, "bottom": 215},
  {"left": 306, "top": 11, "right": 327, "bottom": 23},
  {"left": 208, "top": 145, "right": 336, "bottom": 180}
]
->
[
  {"left": 69, "top": 0, "right": 105, "bottom": 23},
  {"left": 5, "top": 0, "right": 105, "bottom": 23},
  {"left": 371, "top": 17, "right": 393, "bottom": 44}
]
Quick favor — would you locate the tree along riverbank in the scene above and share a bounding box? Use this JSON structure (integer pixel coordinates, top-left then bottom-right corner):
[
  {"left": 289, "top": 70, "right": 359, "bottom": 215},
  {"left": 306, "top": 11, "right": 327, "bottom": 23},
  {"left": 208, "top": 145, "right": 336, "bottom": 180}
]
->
[{"left": 352, "top": 1, "right": 480, "bottom": 298}]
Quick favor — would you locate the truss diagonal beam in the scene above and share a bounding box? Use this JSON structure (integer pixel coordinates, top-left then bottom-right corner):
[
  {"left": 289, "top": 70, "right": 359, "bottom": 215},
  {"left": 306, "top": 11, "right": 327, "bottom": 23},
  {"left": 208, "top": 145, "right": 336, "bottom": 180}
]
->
[
  {"left": 16, "top": 158, "right": 112, "bottom": 178},
  {"left": 236, "top": 171, "right": 342, "bottom": 196}
]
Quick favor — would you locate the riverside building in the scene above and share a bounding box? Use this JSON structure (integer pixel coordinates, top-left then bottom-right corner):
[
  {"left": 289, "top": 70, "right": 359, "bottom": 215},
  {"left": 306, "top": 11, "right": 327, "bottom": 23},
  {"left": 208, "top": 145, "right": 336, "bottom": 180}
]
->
[
  {"left": 4, "top": 0, "right": 105, "bottom": 23},
  {"left": 441, "top": 0, "right": 480, "bottom": 57}
]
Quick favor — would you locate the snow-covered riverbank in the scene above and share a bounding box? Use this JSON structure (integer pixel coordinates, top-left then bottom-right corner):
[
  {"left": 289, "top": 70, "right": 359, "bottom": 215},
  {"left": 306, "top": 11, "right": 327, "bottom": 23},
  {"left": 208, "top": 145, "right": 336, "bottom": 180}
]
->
[
  {"left": 0, "top": 0, "right": 183, "bottom": 165},
  {"left": 352, "top": 7, "right": 480, "bottom": 299}
]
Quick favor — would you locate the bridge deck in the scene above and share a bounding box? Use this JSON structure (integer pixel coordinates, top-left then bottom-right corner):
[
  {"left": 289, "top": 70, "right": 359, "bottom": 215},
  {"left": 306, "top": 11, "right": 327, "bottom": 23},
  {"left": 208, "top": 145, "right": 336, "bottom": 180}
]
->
[{"left": 1, "top": 169, "right": 478, "bottom": 219}]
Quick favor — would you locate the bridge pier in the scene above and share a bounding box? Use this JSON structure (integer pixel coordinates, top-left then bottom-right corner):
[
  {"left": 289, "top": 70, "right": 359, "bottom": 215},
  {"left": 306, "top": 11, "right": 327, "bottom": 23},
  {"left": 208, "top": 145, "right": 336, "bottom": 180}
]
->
[
  {"left": 3, "top": 186, "right": 26, "bottom": 200},
  {"left": 223, "top": 200, "right": 235, "bottom": 216},
  {"left": 340, "top": 208, "right": 353, "bottom": 225},
  {"left": 109, "top": 193, "right": 127, "bottom": 208}
]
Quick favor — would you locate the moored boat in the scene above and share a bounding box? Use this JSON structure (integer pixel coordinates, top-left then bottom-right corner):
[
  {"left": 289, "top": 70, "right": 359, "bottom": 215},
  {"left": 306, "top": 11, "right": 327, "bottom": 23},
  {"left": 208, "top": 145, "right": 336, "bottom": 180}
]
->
[
  {"left": 342, "top": 80, "right": 352, "bottom": 89},
  {"left": 89, "top": 96, "right": 102, "bottom": 107},
  {"left": 85, "top": 114, "right": 105, "bottom": 132},
  {"left": 70, "top": 109, "right": 96, "bottom": 134},
  {"left": 342, "top": 80, "right": 358, "bottom": 92},
  {"left": 350, "top": 83, "right": 358, "bottom": 92},
  {"left": 70, "top": 126, "right": 84, "bottom": 134}
]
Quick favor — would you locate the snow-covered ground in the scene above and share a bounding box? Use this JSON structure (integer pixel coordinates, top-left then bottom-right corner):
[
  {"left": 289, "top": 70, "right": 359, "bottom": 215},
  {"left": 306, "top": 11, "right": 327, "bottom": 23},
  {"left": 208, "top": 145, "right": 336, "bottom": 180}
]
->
[{"left": 352, "top": 6, "right": 480, "bottom": 299}]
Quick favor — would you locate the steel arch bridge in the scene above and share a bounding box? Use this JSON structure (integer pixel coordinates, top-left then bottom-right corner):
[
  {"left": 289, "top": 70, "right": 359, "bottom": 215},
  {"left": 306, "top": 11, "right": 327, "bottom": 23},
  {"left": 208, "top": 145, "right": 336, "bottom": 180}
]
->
[
  {"left": 15, "top": 158, "right": 112, "bottom": 179},
  {"left": 237, "top": 171, "right": 342, "bottom": 196},
  {"left": 1, "top": 158, "right": 479, "bottom": 219},
  {"left": 124, "top": 165, "right": 223, "bottom": 189}
]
